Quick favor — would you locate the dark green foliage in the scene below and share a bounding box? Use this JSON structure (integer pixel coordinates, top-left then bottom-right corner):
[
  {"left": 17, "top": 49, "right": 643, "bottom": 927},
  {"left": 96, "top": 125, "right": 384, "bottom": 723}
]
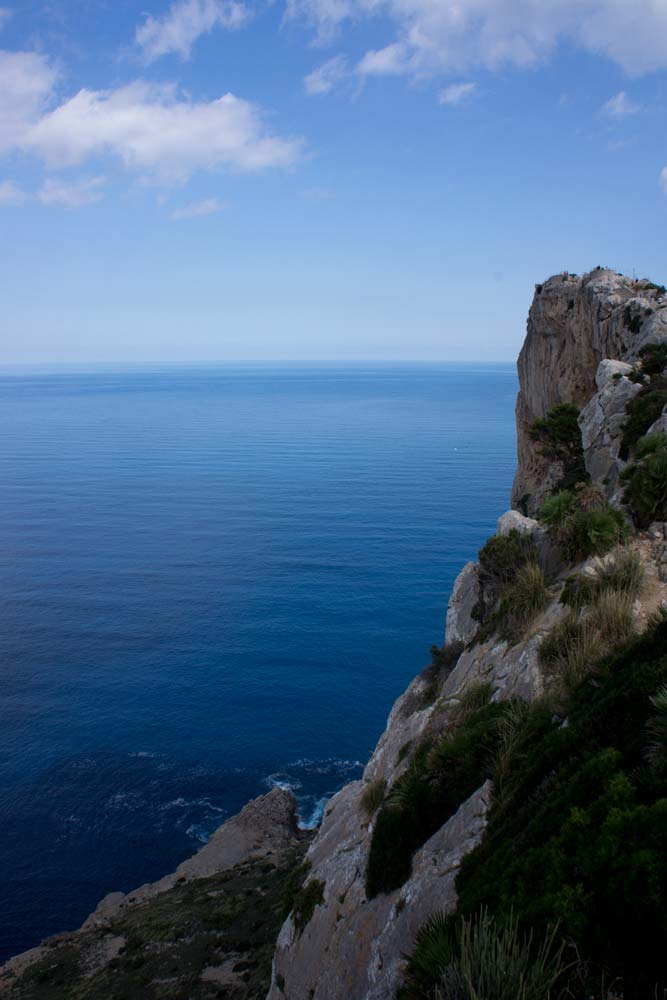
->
[
  {"left": 528, "top": 404, "right": 588, "bottom": 492},
  {"left": 473, "top": 529, "right": 539, "bottom": 626},
  {"left": 452, "top": 618, "right": 667, "bottom": 998},
  {"left": 399, "top": 907, "right": 567, "bottom": 1000},
  {"left": 622, "top": 433, "right": 667, "bottom": 528},
  {"left": 620, "top": 375, "right": 667, "bottom": 459},
  {"left": 365, "top": 693, "right": 514, "bottom": 898},
  {"left": 495, "top": 561, "right": 549, "bottom": 642},
  {"left": 538, "top": 489, "right": 628, "bottom": 560},
  {"left": 560, "top": 572, "right": 597, "bottom": 610},
  {"left": 429, "top": 640, "right": 464, "bottom": 673},
  {"left": 638, "top": 341, "right": 667, "bottom": 376},
  {"left": 638, "top": 280, "right": 667, "bottom": 297},
  {"left": 623, "top": 304, "right": 643, "bottom": 334},
  {"left": 535, "top": 283, "right": 543, "bottom": 294},
  {"left": 291, "top": 879, "right": 325, "bottom": 934}
]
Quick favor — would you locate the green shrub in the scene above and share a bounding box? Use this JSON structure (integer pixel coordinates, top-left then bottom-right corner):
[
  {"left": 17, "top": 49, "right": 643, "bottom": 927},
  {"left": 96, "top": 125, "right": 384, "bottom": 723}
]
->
[
  {"left": 622, "top": 433, "right": 667, "bottom": 528},
  {"left": 528, "top": 404, "right": 588, "bottom": 492},
  {"left": 473, "top": 530, "right": 540, "bottom": 629},
  {"left": 560, "top": 573, "right": 597, "bottom": 610},
  {"left": 562, "top": 551, "right": 644, "bottom": 611},
  {"left": 638, "top": 342, "right": 667, "bottom": 376},
  {"left": 620, "top": 378, "right": 667, "bottom": 459},
  {"left": 360, "top": 778, "right": 386, "bottom": 818},
  {"left": 365, "top": 694, "right": 513, "bottom": 898},
  {"left": 566, "top": 507, "right": 627, "bottom": 560},
  {"left": 497, "top": 561, "right": 549, "bottom": 642},
  {"left": 292, "top": 879, "right": 325, "bottom": 934},
  {"left": 453, "top": 616, "right": 667, "bottom": 997},
  {"left": 538, "top": 490, "right": 576, "bottom": 531},
  {"left": 587, "top": 589, "right": 636, "bottom": 647},
  {"left": 399, "top": 908, "right": 567, "bottom": 1000},
  {"left": 429, "top": 641, "right": 464, "bottom": 673},
  {"left": 597, "top": 549, "right": 644, "bottom": 598}
]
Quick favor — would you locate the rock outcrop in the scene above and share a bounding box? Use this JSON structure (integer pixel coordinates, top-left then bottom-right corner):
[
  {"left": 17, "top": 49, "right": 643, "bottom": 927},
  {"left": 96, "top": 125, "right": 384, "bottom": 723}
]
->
[{"left": 512, "top": 269, "right": 667, "bottom": 514}]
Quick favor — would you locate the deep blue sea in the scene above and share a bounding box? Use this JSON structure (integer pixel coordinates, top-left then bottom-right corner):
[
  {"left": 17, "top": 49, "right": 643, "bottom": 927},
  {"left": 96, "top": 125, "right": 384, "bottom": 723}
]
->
[{"left": 0, "top": 362, "right": 517, "bottom": 962}]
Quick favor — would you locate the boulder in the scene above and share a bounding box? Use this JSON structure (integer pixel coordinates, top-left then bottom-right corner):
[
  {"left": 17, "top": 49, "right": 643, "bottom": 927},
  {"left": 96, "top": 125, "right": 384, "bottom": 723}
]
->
[{"left": 445, "top": 561, "right": 480, "bottom": 646}]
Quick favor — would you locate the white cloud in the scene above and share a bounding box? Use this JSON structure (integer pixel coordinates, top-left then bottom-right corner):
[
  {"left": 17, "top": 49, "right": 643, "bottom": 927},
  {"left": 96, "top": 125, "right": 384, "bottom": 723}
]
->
[
  {"left": 38, "top": 175, "right": 106, "bottom": 208},
  {"left": 601, "top": 91, "right": 641, "bottom": 117},
  {"left": 290, "top": 0, "right": 667, "bottom": 79},
  {"left": 660, "top": 167, "right": 667, "bottom": 195},
  {"left": 136, "top": 0, "right": 248, "bottom": 62},
  {"left": 357, "top": 42, "right": 406, "bottom": 76},
  {"left": 304, "top": 55, "right": 349, "bottom": 94},
  {"left": 171, "top": 196, "right": 223, "bottom": 219},
  {"left": 439, "top": 82, "right": 477, "bottom": 106},
  {"left": 0, "top": 49, "right": 59, "bottom": 152},
  {"left": 21, "top": 81, "right": 302, "bottom": 181},
  {"left": 0, "top": 178, "right": 25, "bottom": 204}
]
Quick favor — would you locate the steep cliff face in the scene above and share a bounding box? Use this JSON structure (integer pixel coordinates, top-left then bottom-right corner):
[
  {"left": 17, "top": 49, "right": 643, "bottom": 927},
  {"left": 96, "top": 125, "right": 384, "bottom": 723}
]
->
[
  {"left": 512, "top": 269, "right": 667, "bottom": 514},
  {"left": 269, "top": 268, "right": 667, "bottom": 999}
]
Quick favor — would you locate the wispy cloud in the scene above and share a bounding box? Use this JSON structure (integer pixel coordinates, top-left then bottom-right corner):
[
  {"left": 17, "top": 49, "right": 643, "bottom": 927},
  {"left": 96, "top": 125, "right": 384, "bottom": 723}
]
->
[
  {"left": 171, "top": 196, "right": 223, "bottom": 219},
  {"left": 136, "top": 0, "right": 248, "bottom": 62},
  {"left": 0, "top": 49, "right": 59, "bottom": 152},
  {"left": 439, "top": 82, "right": 476, "bottom": 106},
  {"left": 289, "top": 0, "right": 667, "bottom": 79},
  {"left": 304, "top": 55, "right": 349, "bottom": 95},
  {"left": 0, "top": 178, "right": 25, "bottom": 204},
  {"left": 38, "top": 175, "right": 106, "bottom": 208},
  {"left": 660, "top": 167, "right": 667, "bottom": 196},
  {"left": 601, "top": 91, "right": 641, "bottom": 118}
]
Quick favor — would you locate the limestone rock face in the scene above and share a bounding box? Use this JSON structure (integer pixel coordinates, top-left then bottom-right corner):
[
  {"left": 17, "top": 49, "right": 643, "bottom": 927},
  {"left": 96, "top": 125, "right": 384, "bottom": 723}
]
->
[
  {"left": 268, "top": 783, "right": 490, "bottom": 1000},
  {"left": 578, "top": 359, "right": 642, "bottom": 497},
  {"left": 445, "top": 561, "right": 480, "bottom": 646},
  {"left": 496, "top": 509, "right": 540, "bottom": 536},
  {"left": 512, "top": 270, "right": 667, "bottom": 514}
]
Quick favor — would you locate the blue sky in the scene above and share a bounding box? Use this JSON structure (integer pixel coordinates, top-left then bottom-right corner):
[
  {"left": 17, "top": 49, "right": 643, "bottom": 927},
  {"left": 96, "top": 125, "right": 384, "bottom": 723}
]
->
[{"left": 1, "top": 0, "right": 666, "bottom": 363}]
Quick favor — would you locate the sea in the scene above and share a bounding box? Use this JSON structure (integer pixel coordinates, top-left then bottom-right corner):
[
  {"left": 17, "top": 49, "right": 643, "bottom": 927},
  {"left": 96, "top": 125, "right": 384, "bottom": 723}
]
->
[{"left": 0, "top": 362, "right": 517, "bottom": 961}]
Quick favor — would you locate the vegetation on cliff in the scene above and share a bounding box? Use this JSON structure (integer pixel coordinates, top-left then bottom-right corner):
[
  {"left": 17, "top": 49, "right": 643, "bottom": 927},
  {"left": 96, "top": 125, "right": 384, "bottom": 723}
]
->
[{"left": 401, "top": 614, "right": 667, "bottom": 999}]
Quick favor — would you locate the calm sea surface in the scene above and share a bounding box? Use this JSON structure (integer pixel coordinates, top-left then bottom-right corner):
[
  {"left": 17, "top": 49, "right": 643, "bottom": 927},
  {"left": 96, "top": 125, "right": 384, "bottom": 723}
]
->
[{"left": 0, "top": 362, "right": 517, "bottom": 960}]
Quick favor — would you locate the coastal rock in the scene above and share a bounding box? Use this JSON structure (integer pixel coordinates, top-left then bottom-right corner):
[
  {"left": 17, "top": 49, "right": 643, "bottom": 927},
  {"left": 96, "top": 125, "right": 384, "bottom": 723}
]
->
[
  {"left": 512, "top": 269, "right": 667, "bottom": 514},
  {"left": 578, "top": 359, "right": 642, "bottom": 496},
  {"left": 268, "top": 782, "right": 491, "bottom": 1000},
  {"left": 496, "top": 509, "right": 540, "bottom": 536},
  {"left": 444, "top": 561, "right": 480, "bottom": 646}
]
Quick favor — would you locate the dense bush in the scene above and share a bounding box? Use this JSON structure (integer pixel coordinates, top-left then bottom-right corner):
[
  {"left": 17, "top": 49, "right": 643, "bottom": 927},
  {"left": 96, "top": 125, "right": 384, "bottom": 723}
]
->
[
  {"left": 538, "top": 489, "right": 627, "bottom": 561},
  {"left": 561, "top": 550, "right": 644, "bottom": 611},
  {"left": 620, "top": 375, "right": 667, "bottom": 460},
  {"left": 496, "top": 561, "right": 549, "bottom": 642},
  {"left": 365, "top": 691, "right": 514, "bottom": 898},
  {"left": 450, "top": 617, "right": 667, "bottom": 998},
  {"left": 622, "top": 432, "right": 667, "bottom": 527},
  {"left": 399, "top": 907, "right": 567, "bottom": 1000},
  {"left": 473, "top": 529, "right": 540, "bottom": 631},
  {"left": 528, "top": 403, "right": 588, "bottom": 492}
]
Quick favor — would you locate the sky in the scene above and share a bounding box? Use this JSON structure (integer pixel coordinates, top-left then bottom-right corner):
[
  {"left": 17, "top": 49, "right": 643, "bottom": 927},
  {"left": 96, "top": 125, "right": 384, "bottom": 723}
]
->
[{"left": 0, "top": 0, "right": 666, "bottom": 363}]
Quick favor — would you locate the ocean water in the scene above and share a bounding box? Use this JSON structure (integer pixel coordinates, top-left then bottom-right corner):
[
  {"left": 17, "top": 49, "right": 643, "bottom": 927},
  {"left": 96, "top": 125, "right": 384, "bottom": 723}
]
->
[{"left": 0, "top": 362, "right": 517, "bottom": 962}]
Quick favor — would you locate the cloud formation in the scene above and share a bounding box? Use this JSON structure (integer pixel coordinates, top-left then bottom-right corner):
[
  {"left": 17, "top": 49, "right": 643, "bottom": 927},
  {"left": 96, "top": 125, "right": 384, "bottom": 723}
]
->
[
  {"left": 304, "top": 55, "right": 349, "bottom": 94},
  {"left": 288, "top": 0, "right": 667, "bottom": 78},
  {"left": 38, "top": 175, "right": 106, "bottom": 208},
  {"left": 601, "top": 91, "right": 641, "bottom": 117},
  {"left": 136, "top": 0, "right": 248, "bottom": 62},
  {"left": 439, "top": 82, "right": 477, "bottom": 106},
  {"left": 0, "top": 50, "right": 59, "bottom": 152},
  {"left": 0, "top": 68, "right": 302, "bottom": 182},
  {"left": 171, "top": 196, "right": 223, "bottom": 219}
]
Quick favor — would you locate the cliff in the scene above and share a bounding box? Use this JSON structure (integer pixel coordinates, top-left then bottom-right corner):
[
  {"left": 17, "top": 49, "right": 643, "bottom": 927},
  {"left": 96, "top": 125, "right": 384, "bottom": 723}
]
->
[{"left": 3, "top": 268, "right": 667, "bottom": 999}]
